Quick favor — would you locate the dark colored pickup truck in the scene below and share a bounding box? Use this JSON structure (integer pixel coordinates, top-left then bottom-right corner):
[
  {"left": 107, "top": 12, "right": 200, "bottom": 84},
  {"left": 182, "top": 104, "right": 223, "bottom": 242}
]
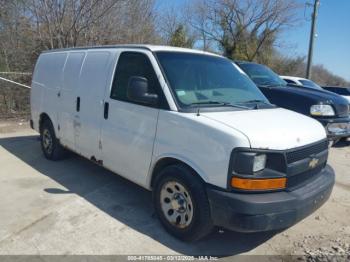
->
[{"left": 235, "top": 61, "right": 350, "bottom": 142}]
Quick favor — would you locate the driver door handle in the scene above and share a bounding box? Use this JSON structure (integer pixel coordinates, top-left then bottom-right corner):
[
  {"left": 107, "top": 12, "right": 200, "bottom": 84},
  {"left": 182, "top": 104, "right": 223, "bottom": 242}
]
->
[
  {"left": 104, "top": 102, "right": 109, "bottom": 119},
  {"left": 76, "top": 97, "right": 80, "bottom": 112}
]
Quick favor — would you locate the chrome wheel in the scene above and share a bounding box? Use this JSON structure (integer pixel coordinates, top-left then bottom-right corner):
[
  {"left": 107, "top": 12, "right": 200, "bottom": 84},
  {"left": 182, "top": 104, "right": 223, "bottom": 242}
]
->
[
  {"left": 42, "top": 128, "right": 53, "bottom": 155},
  {"left": 160, "top": 181, "right": 194, "bottom": 229}
]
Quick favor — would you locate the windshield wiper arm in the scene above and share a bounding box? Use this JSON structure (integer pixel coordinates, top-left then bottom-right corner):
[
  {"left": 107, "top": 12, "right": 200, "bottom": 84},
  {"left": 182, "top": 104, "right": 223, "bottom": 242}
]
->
[
  {"left": 240, "top": 99, "right": 276, "bottom": 109},
  {"left": 189, "top": 101, "right": 250, "bottom": 109},
  {"left": 242, "top": 99, "right": 270, "bottom": 104},
  {"left": 190, "top": 101, "right": 227, "bottom": 106}
]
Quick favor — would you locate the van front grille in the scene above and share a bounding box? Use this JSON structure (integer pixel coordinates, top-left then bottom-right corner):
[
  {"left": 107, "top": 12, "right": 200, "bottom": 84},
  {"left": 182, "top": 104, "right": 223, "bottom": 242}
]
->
[
  {"left": 287, "top": 164, "right": 325, "bottom": 189},
  {"left": 286, "top": 140, "right": 328, "bottom": 164}
]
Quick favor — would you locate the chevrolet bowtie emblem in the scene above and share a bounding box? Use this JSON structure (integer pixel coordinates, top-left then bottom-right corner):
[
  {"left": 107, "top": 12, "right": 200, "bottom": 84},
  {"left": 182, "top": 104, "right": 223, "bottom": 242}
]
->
[{"left": 309, "top": 158, "right": 319, "bottom": 169}]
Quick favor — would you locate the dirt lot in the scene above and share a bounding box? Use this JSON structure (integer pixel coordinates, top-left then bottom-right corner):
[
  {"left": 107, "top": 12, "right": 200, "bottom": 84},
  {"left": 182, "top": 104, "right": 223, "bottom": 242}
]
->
[{"left": 0, "top": 120, "right": 349, "bottom": 259}]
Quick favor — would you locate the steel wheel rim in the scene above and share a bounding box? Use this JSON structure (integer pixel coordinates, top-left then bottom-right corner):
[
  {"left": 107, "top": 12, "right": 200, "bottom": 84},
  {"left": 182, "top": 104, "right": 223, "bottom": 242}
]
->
[
  {"left": 42, "top": 129, "right": 53, "bottom": 154},
  {"left": 160, "top": 181, "right": 194, "bottom": 229}
]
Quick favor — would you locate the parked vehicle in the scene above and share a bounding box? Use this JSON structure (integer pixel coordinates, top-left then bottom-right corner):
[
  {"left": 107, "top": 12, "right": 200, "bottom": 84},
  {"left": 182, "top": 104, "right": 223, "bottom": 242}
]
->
[
  {"left": 323, "top": 86, "right": 350, "bottom": 102},
  {"left": 282, "top": 76, "right": 350, "bottom": 103},
  {"left": 281, "top": 76, "right": 323, "bottom": 90},
  {"left": 236, "top": 61, "right": 350, "bottom": 142},
  {"left": 31, "top": 45, "right": 335, "bottom": 241}
]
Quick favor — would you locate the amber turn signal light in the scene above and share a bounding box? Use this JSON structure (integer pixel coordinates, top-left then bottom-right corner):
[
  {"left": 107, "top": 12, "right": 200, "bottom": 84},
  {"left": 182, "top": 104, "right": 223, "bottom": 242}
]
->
[{"left": 231, "top": 177, "right": 286, "bottom": 190}]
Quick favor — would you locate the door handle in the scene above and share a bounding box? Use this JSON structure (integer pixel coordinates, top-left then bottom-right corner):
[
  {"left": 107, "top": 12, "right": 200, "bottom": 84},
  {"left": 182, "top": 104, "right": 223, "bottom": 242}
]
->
[
  {"left": 104, "top": 102, "right": 109, "bottom": 119},
  {"left": 76, "top": 97, "right": 80, "bottom": 112}
]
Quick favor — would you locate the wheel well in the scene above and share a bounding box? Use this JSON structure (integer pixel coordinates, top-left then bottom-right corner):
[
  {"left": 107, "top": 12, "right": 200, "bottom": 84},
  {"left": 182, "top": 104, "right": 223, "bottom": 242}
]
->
[
  {"left": 150, "top": 157, "right": 203, "bottom": 189},
  {"left": 39, "top": 113, "right": 51, "bottom": 132}
]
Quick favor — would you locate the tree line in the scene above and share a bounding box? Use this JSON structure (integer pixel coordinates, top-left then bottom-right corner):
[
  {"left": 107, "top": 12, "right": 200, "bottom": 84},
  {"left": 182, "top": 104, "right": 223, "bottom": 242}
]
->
[{"left": 0, "top": 0, "right": 348, "bottom": 86}]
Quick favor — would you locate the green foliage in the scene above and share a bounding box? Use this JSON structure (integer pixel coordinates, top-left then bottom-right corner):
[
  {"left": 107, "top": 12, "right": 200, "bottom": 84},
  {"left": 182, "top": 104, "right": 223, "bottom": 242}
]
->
[{"left": 168, "top": 25, "right": 194, "bottom": 48}]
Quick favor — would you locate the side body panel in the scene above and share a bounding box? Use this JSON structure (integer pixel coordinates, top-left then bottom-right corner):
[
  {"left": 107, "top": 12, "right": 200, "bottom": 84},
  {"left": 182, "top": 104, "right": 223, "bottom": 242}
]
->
[
  {"left": 101, "top": 50, "right": 161, "bottom": 187},
  {"left": 59, "top": 51, "right": 86, "bottom": 149},
  {"left": 150, "top": 111, "right": 251, "bottom": 189},
  {"left": 101, "top": 100, "right": 160, "bottom": 187},
  {"left": 31, "top": 52, "right": 68, "bottom": 133},
  {"left": 74, "top": 50, "right": 116, "bottom": 159}
]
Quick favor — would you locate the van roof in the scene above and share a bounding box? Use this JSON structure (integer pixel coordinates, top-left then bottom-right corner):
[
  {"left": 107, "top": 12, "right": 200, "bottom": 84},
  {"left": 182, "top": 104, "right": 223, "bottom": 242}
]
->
[{"left": 42, "top": 44, "right": 221, "bottom": 57}]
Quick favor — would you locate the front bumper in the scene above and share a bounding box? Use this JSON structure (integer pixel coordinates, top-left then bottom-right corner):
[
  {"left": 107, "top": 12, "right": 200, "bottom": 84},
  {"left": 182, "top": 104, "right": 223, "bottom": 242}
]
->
[
  {"left": 317, "top": 117, "right": 350, "bottom": 139},
  {"left": 206, "top": 165, "right": 335, "bottom": 232}
]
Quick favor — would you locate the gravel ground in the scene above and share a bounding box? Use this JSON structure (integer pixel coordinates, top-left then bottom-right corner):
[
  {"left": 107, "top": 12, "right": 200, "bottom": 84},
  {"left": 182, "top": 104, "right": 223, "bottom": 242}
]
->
[{"left": 0, "top": 120, "right": 349, "bottom": 260}]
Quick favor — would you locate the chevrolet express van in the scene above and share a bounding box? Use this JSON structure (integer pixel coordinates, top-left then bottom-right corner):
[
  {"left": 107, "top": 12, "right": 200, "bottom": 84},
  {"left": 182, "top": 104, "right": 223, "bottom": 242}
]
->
[{"left": 31, "top": 45, "right": 335, "bottom": 241}]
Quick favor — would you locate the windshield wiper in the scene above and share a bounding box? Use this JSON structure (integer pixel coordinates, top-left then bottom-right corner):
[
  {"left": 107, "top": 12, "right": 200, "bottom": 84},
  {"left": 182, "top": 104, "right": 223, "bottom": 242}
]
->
[
  {"left": 241, "top": 99, "right": 270, "bottom": 104},
  {"left": 190, "top": 101, "right": 227, "bottom": 106},
  {"left": 240, "top": 99, "right": 276, "bottom": 109},
  {"left": 189, "top": 101, "right": 250, "bottom": 109}
]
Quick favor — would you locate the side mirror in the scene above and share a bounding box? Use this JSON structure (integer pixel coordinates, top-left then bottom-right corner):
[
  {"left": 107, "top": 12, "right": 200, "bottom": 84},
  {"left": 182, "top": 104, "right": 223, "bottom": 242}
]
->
[{"left": 127, "top": 76, "right": 158, "bottom": 106}]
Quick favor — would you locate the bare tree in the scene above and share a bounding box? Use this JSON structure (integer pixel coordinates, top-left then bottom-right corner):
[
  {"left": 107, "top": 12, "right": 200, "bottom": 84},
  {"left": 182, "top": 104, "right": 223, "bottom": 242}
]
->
[
  {"left": 156, "top": 3, "right": 196, "bottom": 46},
  {"left": 157, "top": 5, "right": 182, "bottom": 44},
  {"left": 25, "top": 0, "right": 127, "bottom": 49},
  {"left": 0, "top": 0, "right": 160, "bottom": 118},
  {"left": 187, "top": 0, "right": 213, "bottom": 51},
  {"left": 112, "top": 0, "right": 159, "bottom": 44},
  {"left": 0, "top": 0, "right": 159, "bottom": 70},
  {"left": 190, "top": 0, "right": 301, "bottom": 61}
]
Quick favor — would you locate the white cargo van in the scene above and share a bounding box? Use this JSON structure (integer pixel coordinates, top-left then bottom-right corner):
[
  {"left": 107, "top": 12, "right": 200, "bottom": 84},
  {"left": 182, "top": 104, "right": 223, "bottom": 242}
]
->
[{"left": 31, "top": 45, "right": 335, "bottom": 241}]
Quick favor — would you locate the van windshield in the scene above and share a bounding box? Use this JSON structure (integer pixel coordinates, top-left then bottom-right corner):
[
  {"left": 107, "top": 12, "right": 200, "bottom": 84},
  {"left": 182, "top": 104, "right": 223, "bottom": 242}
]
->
[{"left": 156, "top": 52, "right": 269, "bottom": 109}]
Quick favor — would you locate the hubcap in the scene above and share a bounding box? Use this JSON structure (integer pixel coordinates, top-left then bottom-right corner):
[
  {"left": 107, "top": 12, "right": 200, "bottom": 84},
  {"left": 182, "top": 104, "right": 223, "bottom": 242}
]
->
[
  {"left": 160, "top": 181, "right": 193, "bottom": 229},
  {"left": 42, "top": 129, "right": 53, "bottom": 154}
]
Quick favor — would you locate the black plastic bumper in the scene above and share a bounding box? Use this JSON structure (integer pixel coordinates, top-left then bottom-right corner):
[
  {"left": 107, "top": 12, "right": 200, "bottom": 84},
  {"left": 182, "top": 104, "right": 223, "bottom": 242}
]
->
[{"left": 206, "top": 165, "right": 335, "bottom": 232}]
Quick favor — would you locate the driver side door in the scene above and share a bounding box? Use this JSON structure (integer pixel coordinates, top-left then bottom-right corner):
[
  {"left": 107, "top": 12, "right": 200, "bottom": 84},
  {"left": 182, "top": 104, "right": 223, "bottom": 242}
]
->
[{"left": 101, "top": 51, "right": 168, "bottom": 187}]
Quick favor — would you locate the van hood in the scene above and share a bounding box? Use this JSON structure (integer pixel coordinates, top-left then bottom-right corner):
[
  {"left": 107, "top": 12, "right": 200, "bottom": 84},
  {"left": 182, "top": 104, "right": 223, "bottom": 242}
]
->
[{"left": 201, "top": 108, "right": 327, "bottom": 150}]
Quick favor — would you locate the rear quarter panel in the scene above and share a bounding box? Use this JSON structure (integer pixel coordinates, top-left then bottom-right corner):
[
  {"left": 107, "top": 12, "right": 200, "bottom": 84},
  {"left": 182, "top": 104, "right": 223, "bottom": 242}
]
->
[{"left": 31, "top": 52, "right": 68, "bottom": 132}]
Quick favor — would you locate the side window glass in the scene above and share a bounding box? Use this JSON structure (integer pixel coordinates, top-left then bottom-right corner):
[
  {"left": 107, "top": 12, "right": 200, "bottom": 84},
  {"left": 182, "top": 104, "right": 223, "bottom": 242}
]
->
[
  {"left": 285, "top": 79, "right": 296, "bottom": 84},
  {"left": 110, "top": 52, "right": 167, "bottom": 108}
]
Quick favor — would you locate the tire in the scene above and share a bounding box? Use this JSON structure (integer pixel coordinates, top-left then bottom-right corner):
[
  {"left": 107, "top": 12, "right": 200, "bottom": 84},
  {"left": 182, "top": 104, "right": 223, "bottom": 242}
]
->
[
  {"left": 153, "top": 164, "right": 213, "bottom": 241},
  {"left": 40, "top": 119, "right": 67, "bottom": 160}
]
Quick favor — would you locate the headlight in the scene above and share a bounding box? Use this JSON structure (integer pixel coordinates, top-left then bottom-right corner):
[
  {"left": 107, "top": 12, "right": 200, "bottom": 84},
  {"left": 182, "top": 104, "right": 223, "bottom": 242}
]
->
[
  {"left": 310, "top": 104, "right": 335, "bottom": 116},
  {"left": 253, "top": 154, "right": 267, "bottom": 172},
  {"left": 233, "top": 152, "right": 267, "bottom": 174},
  {"left": 230, "top": 151, "right": 286, "bottom": 191}
]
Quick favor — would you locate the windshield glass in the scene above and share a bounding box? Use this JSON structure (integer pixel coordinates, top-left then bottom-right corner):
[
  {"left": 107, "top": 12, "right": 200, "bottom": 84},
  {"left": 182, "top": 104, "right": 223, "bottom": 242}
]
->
[
  {"left": 299, "top": 79, "right": 322, "bottom": 90},
  {"left": 156, "top": 52, "right": 269, "bottom": 108},
  {"left": 238, "top": 63, "right": 287, "bottom": 87}
]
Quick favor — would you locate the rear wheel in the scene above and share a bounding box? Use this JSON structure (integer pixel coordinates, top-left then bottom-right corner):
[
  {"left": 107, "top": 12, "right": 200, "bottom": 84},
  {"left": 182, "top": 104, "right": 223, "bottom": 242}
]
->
[
  {"left": 40, "top": 119, "right": 67, "bottom": 160},
  {"left": 153, "top": 164, "right": 213, "bottom": 241}
]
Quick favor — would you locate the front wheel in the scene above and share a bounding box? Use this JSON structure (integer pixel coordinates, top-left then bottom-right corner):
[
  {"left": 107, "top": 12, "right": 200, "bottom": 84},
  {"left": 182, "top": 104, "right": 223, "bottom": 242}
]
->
[{"left": 153, "top": 164, "right": 213, "bottom": 241}]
